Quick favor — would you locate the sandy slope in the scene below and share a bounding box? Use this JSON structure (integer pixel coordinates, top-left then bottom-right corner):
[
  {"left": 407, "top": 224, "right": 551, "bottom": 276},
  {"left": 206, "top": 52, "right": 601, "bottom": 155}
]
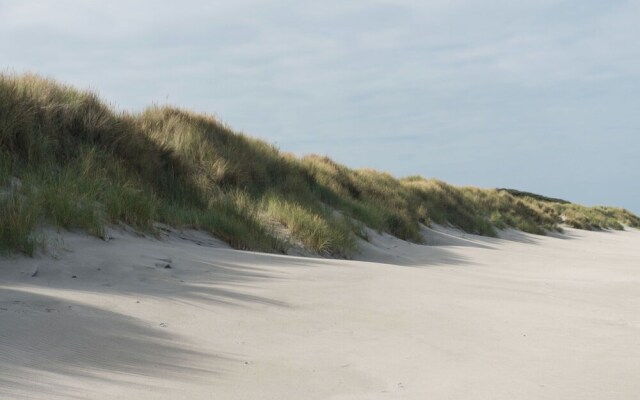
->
[{"left": 1, "top": 225, "right": 639, "bottom": 399}]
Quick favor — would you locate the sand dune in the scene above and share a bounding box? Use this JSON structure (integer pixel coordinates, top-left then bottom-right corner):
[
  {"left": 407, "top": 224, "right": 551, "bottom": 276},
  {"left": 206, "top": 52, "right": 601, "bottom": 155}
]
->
[{"left": 1, "top": 226, "right": 639, "bottom": 399}]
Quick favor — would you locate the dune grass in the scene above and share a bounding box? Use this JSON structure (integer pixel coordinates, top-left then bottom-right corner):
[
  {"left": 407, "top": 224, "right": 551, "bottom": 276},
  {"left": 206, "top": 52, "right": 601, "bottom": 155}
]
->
[
  {"left": 0, "top": 193, "right": 40, "bottom": 255},
  {"left": 1, "top": 73, "right": 638, "bottom": 256}
]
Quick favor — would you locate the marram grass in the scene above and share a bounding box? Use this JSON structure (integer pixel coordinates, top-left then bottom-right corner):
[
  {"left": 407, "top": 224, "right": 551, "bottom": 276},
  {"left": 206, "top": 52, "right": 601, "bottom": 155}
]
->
[{"left": 1, "top": 73, "right": 638, "bottom": 256}]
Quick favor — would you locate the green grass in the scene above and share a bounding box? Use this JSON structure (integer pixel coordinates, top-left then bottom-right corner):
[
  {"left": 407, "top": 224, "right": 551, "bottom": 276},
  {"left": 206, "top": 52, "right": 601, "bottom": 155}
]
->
[
  {"left": 0, "top": 193, "right": 40, "bottom": 256},
  {"left": 263, "top": 193, "right": 356, "bottom": 256},
  {"left": 1, "top": 73, "right": 638, "bottom": 256}
]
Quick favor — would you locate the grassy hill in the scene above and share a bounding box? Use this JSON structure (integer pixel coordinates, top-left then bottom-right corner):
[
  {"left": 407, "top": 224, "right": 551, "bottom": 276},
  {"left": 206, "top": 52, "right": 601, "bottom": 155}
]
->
[{"left": 1, "top": 73, "right": 639, "bottom": 256}]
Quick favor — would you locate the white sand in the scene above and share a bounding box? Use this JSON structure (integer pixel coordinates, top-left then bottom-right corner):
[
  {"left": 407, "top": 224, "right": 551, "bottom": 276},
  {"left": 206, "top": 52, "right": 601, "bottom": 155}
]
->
[{"left": 1, "top": 225, "right": 639, "bottom": 399}]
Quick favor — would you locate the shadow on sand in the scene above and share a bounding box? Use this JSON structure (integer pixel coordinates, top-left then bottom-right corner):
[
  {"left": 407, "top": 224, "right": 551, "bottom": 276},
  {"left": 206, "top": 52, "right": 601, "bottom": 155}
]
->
[
  {"left": 0, "top": 233, "right": 330, "bottom": 397},
  {"left": 0, "top": 287, "right": 227, "bottom": 398}
]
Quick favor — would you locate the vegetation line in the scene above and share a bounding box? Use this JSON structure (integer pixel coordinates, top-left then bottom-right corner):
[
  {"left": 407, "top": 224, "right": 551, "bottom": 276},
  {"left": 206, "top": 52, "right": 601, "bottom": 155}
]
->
[{"left": 1, "top": 73, "right": 638, "bottom": 256}]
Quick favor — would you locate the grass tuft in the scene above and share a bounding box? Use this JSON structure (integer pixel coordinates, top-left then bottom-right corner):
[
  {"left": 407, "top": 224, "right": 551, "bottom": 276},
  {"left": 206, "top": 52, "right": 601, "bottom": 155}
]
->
[{"left": 0, "top": 194, "right": 40, "bottom": 256}]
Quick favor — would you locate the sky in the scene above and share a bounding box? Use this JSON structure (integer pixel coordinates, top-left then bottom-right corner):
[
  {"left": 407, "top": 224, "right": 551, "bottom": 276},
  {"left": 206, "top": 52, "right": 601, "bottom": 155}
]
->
[{"left": 1, "top": 0, "right": 639, "bottom": 213}]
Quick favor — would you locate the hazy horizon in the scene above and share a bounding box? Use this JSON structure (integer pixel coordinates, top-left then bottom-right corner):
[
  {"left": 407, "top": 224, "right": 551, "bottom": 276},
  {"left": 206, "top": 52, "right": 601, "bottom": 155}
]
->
[{"left": 2, "top": 0, "right": 638, "bottom": 213}]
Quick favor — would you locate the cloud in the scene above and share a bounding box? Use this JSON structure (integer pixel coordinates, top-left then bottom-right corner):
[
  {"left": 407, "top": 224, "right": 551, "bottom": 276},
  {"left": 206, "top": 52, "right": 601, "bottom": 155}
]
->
[{"left": 1, "top": 0, "right": 638, "bottom": 211}]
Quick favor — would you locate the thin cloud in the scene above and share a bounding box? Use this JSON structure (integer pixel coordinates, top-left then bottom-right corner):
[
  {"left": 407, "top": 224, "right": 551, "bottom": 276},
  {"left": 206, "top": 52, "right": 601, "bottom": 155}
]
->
[{"left": 0, "top": 0, "right": 638, "bottom": 211}]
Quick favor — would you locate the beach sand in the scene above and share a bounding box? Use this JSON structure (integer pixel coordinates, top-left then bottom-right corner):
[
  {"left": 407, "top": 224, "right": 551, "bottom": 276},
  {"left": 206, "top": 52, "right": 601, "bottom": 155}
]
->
[{"left": 1, "top": 225, "right": 639, "bottom": 399}]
